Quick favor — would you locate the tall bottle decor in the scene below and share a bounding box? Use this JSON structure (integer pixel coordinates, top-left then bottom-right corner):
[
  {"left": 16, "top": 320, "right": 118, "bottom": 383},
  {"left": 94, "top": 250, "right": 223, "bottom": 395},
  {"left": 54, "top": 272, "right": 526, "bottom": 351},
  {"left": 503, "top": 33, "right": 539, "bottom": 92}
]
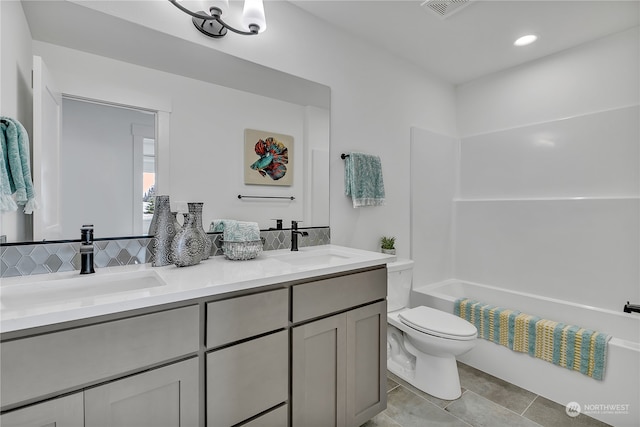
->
[
  {"left": 151, "top": 195, "right": 177, "bottom": 267},
  {"left": 171, "top": 213, "right": 204, "bottom": 267},
  {"left": 188, "top": 202, "right": 211, "bottom": 260}
]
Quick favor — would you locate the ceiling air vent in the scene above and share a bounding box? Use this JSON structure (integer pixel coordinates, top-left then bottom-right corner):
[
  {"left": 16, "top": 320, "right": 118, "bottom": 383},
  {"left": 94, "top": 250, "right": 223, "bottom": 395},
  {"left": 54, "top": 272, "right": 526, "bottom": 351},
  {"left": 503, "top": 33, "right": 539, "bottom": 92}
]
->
[{"left": 420, "top": 0, "right": 474, "bottom": 19}]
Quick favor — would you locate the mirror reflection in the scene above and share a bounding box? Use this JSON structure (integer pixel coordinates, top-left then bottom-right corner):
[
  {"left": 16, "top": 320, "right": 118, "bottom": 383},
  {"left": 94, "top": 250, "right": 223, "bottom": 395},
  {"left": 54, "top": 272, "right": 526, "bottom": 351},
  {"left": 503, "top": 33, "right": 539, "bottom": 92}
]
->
[{"left": 4, "top": 1, "right": 331, "bottom": 243}]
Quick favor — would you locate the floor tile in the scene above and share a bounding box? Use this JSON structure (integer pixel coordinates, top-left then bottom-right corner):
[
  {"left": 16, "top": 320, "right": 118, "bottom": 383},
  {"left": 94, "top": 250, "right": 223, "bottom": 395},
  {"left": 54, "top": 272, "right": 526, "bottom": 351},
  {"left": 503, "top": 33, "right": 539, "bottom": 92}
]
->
[
  {"left": 457, "top": 362, "right": 537, "bottom": 414},
  {"left": 360, "top": 412, "right": 403, "bottom": 427},
  {"left": 387, "top": 377, "right": 399, "bottom": 392},
  {"left": 445, "top": 391, "right": 542, "bottom": 427},
  {"left": 387, "top": 371, "right": 461, "bottom": 409},
  {"left": 523, "top": 396, "right": 613, "bottom": 427},
  {"left": 385, "top": 386, "right": 471, "bottom": 427}
]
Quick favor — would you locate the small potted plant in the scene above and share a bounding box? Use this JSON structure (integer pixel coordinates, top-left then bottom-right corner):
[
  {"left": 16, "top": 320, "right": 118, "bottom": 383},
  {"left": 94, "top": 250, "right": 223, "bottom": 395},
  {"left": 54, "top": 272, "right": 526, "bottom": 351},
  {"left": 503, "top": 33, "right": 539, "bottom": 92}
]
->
[{"left": 380, "top": 236, "right": 396, "bottom": 255}]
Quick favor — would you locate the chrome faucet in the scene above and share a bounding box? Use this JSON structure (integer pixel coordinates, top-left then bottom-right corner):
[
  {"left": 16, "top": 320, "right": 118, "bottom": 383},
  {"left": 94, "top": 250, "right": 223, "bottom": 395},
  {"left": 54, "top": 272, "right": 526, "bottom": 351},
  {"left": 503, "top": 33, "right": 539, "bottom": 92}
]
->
[
  {"left": 80, "top": 224, "right": 95, "bottom": 274},
  {"left": 291, "top": 220, "right": 308, "bottom": 251}
]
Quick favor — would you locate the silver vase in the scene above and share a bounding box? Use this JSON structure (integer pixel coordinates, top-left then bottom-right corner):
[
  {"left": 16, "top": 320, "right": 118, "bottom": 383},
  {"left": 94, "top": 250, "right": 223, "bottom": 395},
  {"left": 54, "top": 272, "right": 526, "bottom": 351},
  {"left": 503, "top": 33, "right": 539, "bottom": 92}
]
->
[
  {"left": 151, "top": 195, "right": 177, "bottom": 267},
  {"left": 188, "top": 202, "right": 212, "bottom": 260},
  {"left": 171, "top": 213, "right": 204, "bottom": 267}
]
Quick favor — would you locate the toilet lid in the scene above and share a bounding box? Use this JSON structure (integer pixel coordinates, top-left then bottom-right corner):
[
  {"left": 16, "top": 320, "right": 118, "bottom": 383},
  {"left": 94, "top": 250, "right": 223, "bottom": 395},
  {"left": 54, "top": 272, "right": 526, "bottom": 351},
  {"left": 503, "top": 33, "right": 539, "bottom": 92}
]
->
[{"left": 398, "top": 306, "right": 477, "bottom": 341}]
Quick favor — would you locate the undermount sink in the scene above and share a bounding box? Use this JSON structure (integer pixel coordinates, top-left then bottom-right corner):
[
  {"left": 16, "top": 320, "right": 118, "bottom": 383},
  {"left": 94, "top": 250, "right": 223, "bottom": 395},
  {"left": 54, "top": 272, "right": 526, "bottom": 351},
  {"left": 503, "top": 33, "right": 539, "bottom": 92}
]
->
[
  {"left": 1, "top": 270, "right": 167, "bottom": 310},
  {"left": 269, "top": 246, "right": 358, "bottom": 267}
]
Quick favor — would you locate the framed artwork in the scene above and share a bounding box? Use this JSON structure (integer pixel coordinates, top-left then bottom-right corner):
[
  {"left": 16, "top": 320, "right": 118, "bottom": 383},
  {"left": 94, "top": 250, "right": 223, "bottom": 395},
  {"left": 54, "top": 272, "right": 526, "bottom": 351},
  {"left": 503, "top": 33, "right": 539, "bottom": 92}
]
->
[{"left": 244, "top": 129, "right": 294, "bottom": 186}]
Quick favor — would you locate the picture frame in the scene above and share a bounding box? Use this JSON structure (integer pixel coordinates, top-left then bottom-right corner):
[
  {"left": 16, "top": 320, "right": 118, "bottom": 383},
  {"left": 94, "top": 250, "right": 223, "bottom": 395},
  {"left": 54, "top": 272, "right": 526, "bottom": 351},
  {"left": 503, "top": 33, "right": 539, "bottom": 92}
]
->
[{"left": 244, "top": 129, "right": 294, "bottom": 186}]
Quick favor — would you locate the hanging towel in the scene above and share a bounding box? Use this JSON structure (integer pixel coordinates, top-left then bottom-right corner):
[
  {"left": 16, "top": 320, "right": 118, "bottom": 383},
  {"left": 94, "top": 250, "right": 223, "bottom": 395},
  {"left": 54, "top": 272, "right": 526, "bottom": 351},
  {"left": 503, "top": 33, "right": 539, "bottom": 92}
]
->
[
  {"left": 211, "top": 219, "right": 261, "bottom": 242},
  {"left": 344, "top": 152, "right": 385, "bottom": 208},
  {"left": 0, "top": 117, "right": 38, "bottom": 214},
  {"left": 454, "top": 298, "right": 612, "bottom": 380}
]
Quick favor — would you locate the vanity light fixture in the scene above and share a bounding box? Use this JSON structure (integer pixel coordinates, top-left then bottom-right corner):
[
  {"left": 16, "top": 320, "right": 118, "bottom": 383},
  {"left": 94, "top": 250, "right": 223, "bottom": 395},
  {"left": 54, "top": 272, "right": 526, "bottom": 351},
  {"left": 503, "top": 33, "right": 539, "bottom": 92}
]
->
[
  {"left": 514, "top": 34, "right": 538, "bottom": 46},
  {"left": 169, "top": 0, "right": 266, "bottom": 38}
]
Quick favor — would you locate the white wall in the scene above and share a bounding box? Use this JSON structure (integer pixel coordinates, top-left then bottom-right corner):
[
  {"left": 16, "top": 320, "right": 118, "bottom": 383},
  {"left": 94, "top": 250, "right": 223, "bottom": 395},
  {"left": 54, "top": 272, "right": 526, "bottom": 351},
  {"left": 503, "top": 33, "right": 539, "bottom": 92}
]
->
[
  {"left": 72, "top": 0, "right": 458, "bottom": 258},
  {"left": 31, "top": 41, "right": 313, "bottom": 234},
  {"left": 454, "top": 27, "right": 640, "bottom": 311},
  {"left": 0, "top": 0, "right": 33, "bottom": 242}
]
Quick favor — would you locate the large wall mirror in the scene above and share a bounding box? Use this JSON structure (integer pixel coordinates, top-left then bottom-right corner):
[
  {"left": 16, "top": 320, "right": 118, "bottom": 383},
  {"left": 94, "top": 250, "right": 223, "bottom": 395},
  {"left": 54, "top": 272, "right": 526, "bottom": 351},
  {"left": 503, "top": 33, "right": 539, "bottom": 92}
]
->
[{"left": 9, "top": 1, "right": 330, "bottom": 243}]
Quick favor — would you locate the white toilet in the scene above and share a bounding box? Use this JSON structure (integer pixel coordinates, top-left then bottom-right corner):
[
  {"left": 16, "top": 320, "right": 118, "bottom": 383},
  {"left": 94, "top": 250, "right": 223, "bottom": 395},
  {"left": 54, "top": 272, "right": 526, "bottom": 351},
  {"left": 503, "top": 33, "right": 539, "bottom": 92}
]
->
[{"left": 386, "top": 259, "right": 477, "bottom": 400}]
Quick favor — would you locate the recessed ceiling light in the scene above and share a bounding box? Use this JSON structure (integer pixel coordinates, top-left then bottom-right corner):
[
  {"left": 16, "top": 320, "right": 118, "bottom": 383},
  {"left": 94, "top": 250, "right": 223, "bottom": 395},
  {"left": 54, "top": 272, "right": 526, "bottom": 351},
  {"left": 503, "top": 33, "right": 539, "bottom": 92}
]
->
[{"left": 514, "top": 34, "right": 538, "bottom": 46}]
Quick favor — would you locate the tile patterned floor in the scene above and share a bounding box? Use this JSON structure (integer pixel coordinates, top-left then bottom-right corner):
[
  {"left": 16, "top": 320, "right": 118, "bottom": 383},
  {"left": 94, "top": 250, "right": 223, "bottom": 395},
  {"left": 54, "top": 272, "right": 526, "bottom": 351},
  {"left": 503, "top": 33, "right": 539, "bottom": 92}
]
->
[{"left": 363, "top": 363, "right": 612, "bottom": 427}]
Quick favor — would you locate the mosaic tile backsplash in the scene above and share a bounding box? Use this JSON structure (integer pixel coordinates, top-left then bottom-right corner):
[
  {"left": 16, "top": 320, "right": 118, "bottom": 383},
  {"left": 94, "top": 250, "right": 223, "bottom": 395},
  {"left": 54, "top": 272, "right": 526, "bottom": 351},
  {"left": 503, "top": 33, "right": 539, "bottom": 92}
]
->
[{"left": 0, "top": 227, "right": 330, "bottom": 278}]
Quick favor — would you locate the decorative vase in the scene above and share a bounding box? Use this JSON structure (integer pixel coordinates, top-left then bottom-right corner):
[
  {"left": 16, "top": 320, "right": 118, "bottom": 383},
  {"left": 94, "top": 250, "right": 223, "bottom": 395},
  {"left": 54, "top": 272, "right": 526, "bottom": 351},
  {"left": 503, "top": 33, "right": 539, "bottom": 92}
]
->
[
  {"left": 188, "top": 202, "right": 211, "bottom": 260},
  {"left": 171, "top": 213, "right": 204, "bottom": 267},
  {"left": 381, "top": 248, "right": 396, "bottom": 255},
  {"left": 171, "top": 211, "right": 182, "bottom": 233},
  {"left": 151, "top": 195, "right": 177, "bottom": 267}
]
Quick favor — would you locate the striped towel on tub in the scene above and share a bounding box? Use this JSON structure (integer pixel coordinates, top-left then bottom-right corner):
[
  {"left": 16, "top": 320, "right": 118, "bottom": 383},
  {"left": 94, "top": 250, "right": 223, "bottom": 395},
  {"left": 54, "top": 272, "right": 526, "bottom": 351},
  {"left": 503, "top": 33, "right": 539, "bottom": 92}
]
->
[{"left": 454, "top": 298, "right": 611, "bottom": 380}]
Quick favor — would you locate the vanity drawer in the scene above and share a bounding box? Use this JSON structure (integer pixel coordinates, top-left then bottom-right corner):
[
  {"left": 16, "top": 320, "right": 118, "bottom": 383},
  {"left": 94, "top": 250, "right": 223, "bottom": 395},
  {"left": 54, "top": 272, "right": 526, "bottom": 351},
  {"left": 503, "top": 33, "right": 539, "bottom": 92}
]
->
[
  {"left": 292, "top": 267, "right": 386, "bottom": 323},
  {"left": 241, "top": 404, "right": 288, "bottom": 427},
  {"left": 206, "top": 288, "right": 288, "bottom": 348},
  {"left": 206, "top": 330, "right": 288, "bottom": 427},
  {"left": 1, "top": 305, "right": 199, "bottom": 408}
]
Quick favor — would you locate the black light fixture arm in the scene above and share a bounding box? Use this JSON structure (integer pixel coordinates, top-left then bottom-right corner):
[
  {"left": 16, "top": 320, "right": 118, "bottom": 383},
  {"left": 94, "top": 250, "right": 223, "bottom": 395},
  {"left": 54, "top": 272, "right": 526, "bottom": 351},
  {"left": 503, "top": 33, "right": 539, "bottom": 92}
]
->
[
  {"left": 168, "top": 0, "right": 214, "bottom": 20},
  {"left": 169, "top": 0, "right": 259, "bottom": 37}
]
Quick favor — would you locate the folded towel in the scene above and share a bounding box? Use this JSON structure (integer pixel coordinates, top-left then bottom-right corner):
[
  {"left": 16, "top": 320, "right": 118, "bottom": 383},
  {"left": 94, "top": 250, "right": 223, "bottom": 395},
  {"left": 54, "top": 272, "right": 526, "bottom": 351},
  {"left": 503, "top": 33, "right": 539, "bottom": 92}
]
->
[
  {"left": 454, "top": 297, "right": 611, "bottom": 380},
  {"left": 344, "top": 152, "right": 385, "bottom": 208},
  {"left": 0, "top": 117, "right": 38, "bottom": 213},
  {"left": 210, "top": 219, "right": 233, "bottom": 233},
  {"left": 211, "top": 219, "right": 260, "bottom": 242}
]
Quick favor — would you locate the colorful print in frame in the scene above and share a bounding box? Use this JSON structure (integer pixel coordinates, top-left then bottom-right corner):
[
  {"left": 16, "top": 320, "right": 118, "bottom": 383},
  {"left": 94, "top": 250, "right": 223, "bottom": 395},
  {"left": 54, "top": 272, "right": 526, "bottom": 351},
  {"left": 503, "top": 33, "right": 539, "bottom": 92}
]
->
[{"left": 244, "top": 129, "right": 294, "bottom": 186}]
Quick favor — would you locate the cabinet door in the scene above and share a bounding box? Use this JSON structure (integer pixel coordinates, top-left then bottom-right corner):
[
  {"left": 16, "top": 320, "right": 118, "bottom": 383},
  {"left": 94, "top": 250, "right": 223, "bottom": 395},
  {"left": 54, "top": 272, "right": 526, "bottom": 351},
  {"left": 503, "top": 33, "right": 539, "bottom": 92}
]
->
[
  {"left": 0, "top": 393, "right": 83, "bottom": 427},
  {"left": 292, "top": 313, "right": 346, "bottom": 427},
  {"left": 346, "top": 301, "right": 387, "bottom": 427},
  {"left": 84, "top": 358, "right": 199, "bottom": 427}
]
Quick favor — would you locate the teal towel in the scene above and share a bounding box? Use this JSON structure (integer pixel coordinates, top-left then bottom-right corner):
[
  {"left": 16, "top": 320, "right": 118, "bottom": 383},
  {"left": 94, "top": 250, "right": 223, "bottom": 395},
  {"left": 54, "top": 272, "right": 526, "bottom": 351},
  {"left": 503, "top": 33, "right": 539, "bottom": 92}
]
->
[
  {"left": 344, "top": 152, "right": 385, "bottom": 207},
  {"left": 210, "top": 219, "right": 233, "bottom": 233},
  {"left": 211, "top": 219, "right": 261, "bottom": 242},
  {"left": 0, "top": 117, "right": 37, "bottom": 213}
]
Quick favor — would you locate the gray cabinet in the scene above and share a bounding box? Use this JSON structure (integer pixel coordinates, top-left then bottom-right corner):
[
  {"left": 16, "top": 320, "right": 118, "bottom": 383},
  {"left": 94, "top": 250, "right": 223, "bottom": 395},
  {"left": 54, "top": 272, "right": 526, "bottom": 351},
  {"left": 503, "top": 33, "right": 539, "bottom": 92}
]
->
[
  {"left": 291, "top": 267, "right": 387, "bottom": 427},
  {"left": 205, "top": 288, "right": 289, "bottom": 427},
  {"left": 292, "top": 313, "right": 347, "bottom": 427},
  {"left": 1, "top": 265, "right": 387, "bottom": 427},
  {"left": 346, "top": 301, "right": 387, "bottom": 427},
  {"left": 0, "top": 393, "right": 83, "bottom": 427},
  {"left": 206, "top": 331, "right": 288, "bottom": 427},
  {"left": 84, "top": 357, "right": 199, "bottom": 427}
]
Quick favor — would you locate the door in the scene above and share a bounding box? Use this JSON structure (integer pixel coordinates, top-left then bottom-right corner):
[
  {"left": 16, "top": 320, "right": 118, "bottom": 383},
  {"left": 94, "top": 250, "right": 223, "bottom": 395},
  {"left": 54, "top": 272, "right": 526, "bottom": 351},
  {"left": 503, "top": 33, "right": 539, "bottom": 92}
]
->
[
  {"left": 346, "top": 301, "right": 387, "bottom": 427},
  {"left": 291, "top": 313, "right": 346, "bottom": 427},
  {"left": 0, "top": 393, "right": 83, "bottom": 427},
  {"left": 32, "top": 55, "right": 62, "bottom": 241},
  {"left": 84, "top": 358, "right": 199, "bottom": 427}
]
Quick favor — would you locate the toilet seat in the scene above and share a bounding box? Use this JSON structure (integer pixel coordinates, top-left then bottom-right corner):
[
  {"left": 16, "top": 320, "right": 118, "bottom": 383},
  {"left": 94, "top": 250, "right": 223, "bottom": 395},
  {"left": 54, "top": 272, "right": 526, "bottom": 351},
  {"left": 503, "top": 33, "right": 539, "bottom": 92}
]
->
[{"left": 398, "top": 306, "right": 477, "bottom": 341}]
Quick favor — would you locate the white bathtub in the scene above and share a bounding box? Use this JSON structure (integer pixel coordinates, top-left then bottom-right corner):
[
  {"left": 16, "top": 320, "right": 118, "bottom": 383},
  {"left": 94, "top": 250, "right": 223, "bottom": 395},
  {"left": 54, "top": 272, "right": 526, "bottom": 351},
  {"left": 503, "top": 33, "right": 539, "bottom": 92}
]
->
[{"left": 412, "top": 279, "right": 640, "bottom": 427}]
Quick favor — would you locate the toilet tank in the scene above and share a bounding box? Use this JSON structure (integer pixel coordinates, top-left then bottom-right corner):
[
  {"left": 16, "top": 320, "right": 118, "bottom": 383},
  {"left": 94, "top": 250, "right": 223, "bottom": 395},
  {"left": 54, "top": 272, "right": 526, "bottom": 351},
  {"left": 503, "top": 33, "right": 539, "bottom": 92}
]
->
[{"left": 387, "top": 259, "right": 414, "bottom": 312}]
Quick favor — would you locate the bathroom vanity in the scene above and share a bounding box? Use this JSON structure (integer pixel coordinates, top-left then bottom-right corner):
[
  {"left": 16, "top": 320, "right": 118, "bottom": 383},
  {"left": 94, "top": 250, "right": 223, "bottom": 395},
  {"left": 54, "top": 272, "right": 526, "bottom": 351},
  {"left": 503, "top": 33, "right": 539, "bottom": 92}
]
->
[{"left": 0, "top": 245, "right": 391, "bottom": 427}]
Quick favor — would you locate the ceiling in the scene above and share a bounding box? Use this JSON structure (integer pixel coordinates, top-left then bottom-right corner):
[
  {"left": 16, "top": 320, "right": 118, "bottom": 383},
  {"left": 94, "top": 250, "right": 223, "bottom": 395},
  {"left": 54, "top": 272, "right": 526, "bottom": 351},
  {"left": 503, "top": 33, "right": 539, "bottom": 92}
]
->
[{"left": 290, "top": 0, "right": 640, "bottom": 85}]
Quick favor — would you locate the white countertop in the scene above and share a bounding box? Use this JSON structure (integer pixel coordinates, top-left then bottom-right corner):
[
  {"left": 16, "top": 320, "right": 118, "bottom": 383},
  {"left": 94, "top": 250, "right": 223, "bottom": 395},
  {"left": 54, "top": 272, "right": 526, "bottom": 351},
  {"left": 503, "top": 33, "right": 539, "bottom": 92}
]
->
[{"left": 0, "top": 245, "right": 393, "bottom": 334}]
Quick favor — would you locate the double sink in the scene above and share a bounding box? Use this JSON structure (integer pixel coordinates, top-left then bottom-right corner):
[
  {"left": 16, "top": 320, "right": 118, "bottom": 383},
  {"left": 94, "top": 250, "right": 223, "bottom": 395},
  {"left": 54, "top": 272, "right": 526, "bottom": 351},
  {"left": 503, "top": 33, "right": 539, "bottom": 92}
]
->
[{"left": 0, "top": 245, "right": 392, "bottom": 332}]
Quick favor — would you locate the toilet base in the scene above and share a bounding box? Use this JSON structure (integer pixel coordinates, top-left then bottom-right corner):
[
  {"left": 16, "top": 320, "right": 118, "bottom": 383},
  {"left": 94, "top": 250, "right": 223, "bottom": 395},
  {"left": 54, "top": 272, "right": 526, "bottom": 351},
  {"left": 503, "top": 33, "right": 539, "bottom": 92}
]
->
[
  {"left": 386, "top": 325, "right": 463, "bottom": 401},
  {"left": 405, "top": 338, "right": 462, "bottom": 400}
]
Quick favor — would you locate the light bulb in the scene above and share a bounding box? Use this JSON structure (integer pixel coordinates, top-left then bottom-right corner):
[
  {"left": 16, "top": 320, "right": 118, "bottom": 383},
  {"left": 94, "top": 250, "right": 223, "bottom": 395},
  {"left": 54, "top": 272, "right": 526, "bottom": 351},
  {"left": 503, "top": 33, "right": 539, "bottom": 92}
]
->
[{"left": 242, "top": 0, "right": 266, "bottom": 33}]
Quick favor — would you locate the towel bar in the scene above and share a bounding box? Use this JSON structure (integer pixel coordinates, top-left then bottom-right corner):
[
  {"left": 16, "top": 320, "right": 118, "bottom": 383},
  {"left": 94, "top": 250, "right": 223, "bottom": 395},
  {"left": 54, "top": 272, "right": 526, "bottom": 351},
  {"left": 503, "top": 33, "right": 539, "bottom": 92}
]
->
[
  {"left": 237, "top": 195, "right": 295, "bottom": 200},
  {"left": 340, "top": 153, "right": 350, "bottom": 159}
]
